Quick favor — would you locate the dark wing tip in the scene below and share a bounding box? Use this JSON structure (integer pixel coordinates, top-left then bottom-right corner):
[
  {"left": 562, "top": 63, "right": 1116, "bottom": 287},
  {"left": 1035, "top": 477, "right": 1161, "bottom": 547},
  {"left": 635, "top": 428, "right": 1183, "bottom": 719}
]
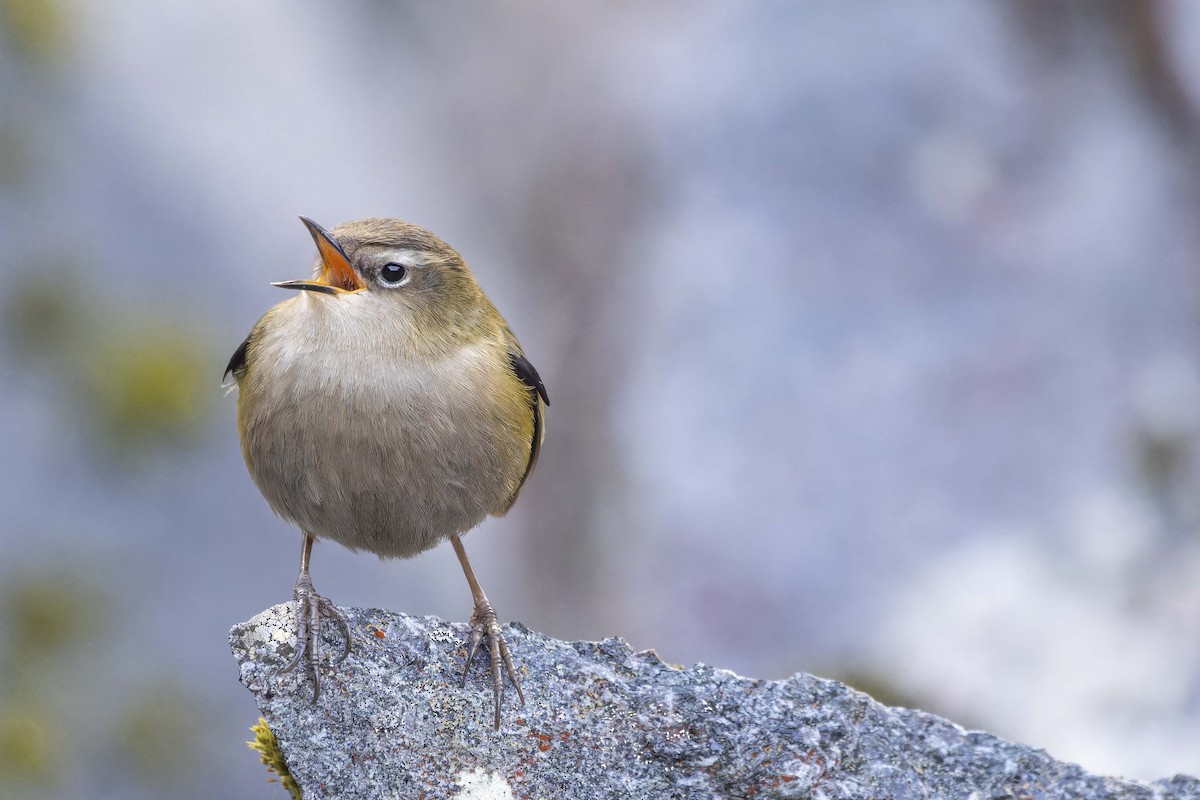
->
[
  {"left": 508, "top": 352, "right": 549, "bottom": 406},
  {"left": 498, "top": 350, "right": 546, "bottom": 515},
  {"left": 224, "top": 335, "right": 251, "bottom": 382}
]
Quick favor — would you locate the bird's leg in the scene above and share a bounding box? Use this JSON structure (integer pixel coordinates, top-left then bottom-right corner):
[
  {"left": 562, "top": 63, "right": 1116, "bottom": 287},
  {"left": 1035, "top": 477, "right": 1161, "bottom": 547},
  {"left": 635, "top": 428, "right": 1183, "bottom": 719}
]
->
[
  {"left": 277, "top": 533, "right": 350, "bottom": 703},
  {"left": 451, "top": 534, "right": 524, "bottom": 729}
]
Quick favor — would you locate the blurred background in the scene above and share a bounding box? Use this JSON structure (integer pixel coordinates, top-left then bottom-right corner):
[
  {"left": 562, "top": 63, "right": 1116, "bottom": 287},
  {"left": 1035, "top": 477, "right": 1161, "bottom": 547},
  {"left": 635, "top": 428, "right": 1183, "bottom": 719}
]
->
[{"left": 2, "top": 0, "right": 1200, "bottom": 796}]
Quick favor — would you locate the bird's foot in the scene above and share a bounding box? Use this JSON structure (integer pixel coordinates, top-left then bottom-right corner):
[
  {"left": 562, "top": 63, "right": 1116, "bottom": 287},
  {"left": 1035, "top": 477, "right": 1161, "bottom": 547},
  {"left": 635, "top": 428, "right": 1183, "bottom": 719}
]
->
[
  {"left": 277, "top": 575, "right": 351, "bottom": 703},
  {"left": 462, "top": 597, "right": 525, "bottom": 729}
]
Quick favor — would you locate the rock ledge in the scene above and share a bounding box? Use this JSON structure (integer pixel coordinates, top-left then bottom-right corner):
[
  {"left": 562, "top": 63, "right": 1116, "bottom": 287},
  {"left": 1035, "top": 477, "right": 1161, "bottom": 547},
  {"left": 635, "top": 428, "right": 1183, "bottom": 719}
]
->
[{"left": 231, "top": 604, "right": 1200, "bottom": 799}]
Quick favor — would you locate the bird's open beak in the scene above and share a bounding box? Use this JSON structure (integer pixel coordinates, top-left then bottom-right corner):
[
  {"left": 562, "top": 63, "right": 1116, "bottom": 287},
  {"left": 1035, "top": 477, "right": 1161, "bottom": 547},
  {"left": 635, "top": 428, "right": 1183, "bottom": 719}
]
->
[{"left": 273, "top": 217, "right": 366, "bottom": 295}]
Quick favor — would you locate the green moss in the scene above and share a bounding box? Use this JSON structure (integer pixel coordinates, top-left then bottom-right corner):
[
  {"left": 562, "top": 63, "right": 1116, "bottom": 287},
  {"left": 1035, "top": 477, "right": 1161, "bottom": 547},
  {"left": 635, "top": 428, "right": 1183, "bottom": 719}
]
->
[{"left": 248, "top": 718, "right": 301, "bottom": 800}]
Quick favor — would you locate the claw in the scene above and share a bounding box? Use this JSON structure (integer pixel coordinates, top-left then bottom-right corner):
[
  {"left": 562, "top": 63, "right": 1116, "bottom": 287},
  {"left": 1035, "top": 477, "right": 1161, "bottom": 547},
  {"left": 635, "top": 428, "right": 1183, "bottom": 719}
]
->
[
  {"left": 497, "top": 636, "right": 525, "bottom": 706},
  {"left": 451, "top": 535, "right": 524, "bottom": 729},
  {"left": 462, "top": 625, "right": 484, "bottom": 687},
  {"left": 276, "top": 577, "right": 350, "bottom": 704},
  {"left": 461, "top": 598, "right": 524, "bottom": 730},
  {"left": 488, "top": 620, "right": 503, "bottom": 730},
  {"left": 320, "top": 595, "right": 352, "bottom": 663}
]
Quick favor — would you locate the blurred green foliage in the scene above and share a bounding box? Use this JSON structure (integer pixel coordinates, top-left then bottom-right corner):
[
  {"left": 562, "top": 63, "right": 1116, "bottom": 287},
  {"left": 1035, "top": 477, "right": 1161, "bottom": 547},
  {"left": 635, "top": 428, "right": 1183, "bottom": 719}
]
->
[
  {"left": 2, "top": 572, "right": 104, "bottom": 659},
  {"left": 117, "top": 686, "right": 201, "bottom": 783},
  {"left": 3, "top": 270, "right": 217, "bottom": 460},
  {"left": 0, "top": 570, "right": 207, "bottom": 792},
  {"left": 248, "top": 718, "right": 301, "bottom": 799},
  {"left": 87, "top": 327, "right": 211, "bottom": 451},
  {"left": 0, "top": 708, "right": 54, "bottom": 786},
  {"left": 2, "top": 269, "right": 82, "bottom": 361},
  {"left": 0, "top": 572, "right": 105, "bottom": 790},
  {"left": 1, "top": 0, "right": 69, "bottom": 67}
]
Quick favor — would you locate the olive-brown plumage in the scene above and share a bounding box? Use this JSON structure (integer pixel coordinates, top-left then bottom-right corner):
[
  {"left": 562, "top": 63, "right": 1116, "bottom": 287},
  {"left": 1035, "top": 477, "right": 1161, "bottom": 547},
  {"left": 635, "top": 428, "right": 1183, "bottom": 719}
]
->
[{"left": 228, "top": 217, "right": 547, "bottom": 729}]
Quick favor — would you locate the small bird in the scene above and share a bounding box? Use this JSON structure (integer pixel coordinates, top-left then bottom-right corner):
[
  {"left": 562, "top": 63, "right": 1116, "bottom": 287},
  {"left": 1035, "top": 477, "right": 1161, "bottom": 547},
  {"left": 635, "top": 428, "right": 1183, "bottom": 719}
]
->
[{"left": 226, "top": 217, "right": 548, "bottom": 729}]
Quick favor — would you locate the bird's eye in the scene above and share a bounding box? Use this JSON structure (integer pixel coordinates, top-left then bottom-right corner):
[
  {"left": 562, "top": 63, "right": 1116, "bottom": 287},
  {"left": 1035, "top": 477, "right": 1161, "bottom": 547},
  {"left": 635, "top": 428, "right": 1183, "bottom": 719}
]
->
[{"left": 379, "top": 262, "right": 408, "bottom": 286}]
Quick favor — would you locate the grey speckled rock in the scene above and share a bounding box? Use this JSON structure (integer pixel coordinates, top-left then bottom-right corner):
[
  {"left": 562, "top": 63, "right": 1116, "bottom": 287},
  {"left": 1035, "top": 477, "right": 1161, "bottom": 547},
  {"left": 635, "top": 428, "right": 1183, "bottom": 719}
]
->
[{"left": 231, "top": 604, "right": 1200, "bottom": 800}]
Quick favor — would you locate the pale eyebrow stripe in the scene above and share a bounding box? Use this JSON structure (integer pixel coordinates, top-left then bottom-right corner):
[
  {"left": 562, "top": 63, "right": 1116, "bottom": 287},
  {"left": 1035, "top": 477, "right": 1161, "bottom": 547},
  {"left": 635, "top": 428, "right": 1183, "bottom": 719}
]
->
[{"left": 384, "top": 249, "right": 436, "bottom": 267}]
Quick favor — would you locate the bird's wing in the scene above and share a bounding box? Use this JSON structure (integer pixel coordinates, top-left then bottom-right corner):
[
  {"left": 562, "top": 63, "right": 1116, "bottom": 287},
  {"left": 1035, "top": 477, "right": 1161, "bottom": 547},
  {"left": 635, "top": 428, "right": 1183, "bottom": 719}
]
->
[
  {"left": 497, "top": 346, "right": 548, "bottom": 514},
  {"left": 222, "top": 332, "right": 252, "bottom": 392},
  {"left": 508, "top": 351, "right": 549, "bottom": 407}
]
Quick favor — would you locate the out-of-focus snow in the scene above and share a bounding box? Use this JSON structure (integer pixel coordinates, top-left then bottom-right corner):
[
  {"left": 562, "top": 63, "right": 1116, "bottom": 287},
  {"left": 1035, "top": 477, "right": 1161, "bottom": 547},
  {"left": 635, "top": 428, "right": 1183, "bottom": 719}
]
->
[{"left": 877, "top": 491, "right": 1200, "bottom": 778}]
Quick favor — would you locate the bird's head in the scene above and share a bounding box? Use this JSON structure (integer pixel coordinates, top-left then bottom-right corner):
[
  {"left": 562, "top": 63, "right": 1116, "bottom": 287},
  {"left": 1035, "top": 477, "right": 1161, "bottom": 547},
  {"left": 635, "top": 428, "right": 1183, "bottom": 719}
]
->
[{"left": 275, "top": 218, "right": 485, "bottom": 331}]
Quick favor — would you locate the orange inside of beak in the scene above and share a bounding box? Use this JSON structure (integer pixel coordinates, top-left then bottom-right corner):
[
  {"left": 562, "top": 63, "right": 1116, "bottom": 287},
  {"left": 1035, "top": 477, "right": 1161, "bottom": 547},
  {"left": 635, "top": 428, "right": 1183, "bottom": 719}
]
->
[{"left": 314, "top": 234, "right": 365, "bottom": 292}]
